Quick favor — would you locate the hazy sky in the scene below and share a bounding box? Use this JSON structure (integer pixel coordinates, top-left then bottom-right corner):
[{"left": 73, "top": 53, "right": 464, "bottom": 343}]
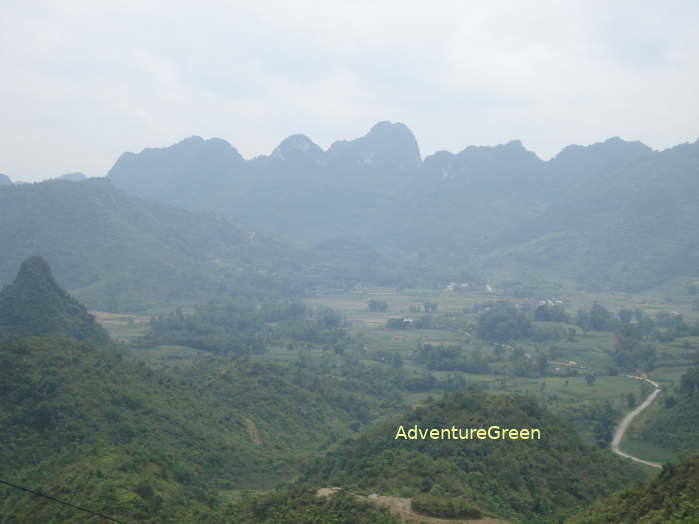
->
[{"left": 2, "top": 1, "right": 698, "bottom": 181}]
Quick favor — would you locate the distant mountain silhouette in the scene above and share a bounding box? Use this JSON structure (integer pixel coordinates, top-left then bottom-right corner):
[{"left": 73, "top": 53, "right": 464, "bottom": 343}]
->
[
  {"left": 548, "top": 136, "right": 653, "bottom": 181},
  {"left": 0, "top": 173, "right": 11, "bottom": 185},
  {"left": 103, "top": 125, "right": 699, "bottom": 292},
  {"left": 107, "top": 135, "right": 245, "bottom": 209},
  {"left": 0, "top": 256, "right": 109, "bottom": 343},
  {"left": 269, "top": 134, "right": 325, "bottom": 166},
  {"left": 326, "top": 121, "right": 421, "bottom": 170},
  {"left": 57, "top": 172, "right": 88, "bottom": 181}
]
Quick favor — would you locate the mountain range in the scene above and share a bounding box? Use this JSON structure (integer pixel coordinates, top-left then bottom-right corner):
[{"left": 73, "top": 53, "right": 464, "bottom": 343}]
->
[
  {"left": 3, "top": 123, "right": 698, "bottom": 309},
  {"left": 106, "top": 122, "right": 699, "bottom": 292}
]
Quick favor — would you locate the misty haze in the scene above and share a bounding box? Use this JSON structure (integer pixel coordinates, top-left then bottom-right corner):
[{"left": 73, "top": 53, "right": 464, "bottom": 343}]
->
[{"left": 1, "top": 2, "right": 699, "bottom": 523}]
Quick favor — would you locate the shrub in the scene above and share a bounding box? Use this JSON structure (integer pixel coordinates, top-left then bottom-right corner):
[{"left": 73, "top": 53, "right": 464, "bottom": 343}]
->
[{"left": 411, "top": 493, "right": 482, "bottom": 519}]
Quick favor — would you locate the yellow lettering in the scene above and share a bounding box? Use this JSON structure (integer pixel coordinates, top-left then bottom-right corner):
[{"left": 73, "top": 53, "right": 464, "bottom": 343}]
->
[{"left": 395, "top": 425, "right": 407, "bottom": 439}]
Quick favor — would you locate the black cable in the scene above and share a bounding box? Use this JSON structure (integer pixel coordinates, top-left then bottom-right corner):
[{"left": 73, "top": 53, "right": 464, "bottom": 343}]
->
[{"left": 0, "top": 479, "right": 127, "bottom": 523}]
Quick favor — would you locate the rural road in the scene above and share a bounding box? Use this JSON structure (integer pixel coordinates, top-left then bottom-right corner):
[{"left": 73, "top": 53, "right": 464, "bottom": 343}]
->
[{"left": 611, "top": 376, "right": 663, "bottom": 469}]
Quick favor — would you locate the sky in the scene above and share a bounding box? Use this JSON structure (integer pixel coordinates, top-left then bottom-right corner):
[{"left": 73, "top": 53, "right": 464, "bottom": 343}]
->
[{"left": 1, "top": 1, "right": 698, "bottom": 182}]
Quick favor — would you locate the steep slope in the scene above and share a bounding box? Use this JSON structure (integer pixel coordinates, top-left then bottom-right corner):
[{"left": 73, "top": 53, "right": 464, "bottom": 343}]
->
[
  {"left": 0, "top": 178, "right": 300, "bottom": 311},
  {"left": 0, "top": 336, "right": 381, "bottom": 522},
  {"left": 480, "top": 139, "right": 699, "bottom": 290},
  {"left": 0, "top": 257, "right": 389, "bottom": 521},
  {"left": 635, "top": 363, "right": 699, "bottom": 456},
  {"left": 567, "top": 454, "right": 699, "bottom": 524},
  {"left": 0, "top": 173, "right": 11, "bottom": 185},
  {"left": 107, "top": 135, "right": 246, "bottom": 210},
  {"left": 0, "top": 256, "right": 109, "bottom": 344},
  {"left": 302, "top": 390, "right": 644, "bottom": 524}
]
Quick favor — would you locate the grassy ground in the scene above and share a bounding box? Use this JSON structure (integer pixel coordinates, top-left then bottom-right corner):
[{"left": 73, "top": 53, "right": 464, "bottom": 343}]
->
[{"left": 91, "top": 311, "right": 150, "bottom": 342}]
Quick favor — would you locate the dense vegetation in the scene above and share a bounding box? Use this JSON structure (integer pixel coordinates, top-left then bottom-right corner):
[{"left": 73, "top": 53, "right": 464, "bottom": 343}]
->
[
  {"left": 568, "top": 454, "right": 699, "bottom": 523},
  {"left": 302, "top": 390, "right": 644, "bottom": 523},
  {"left": 0, "top": 259, "right": 392, "bottom": 521},
  {"left": 0, "top": 256, "right": 109, "bottom": 344},
  {"left": 229, "top": 488, "right": 400, "bottom": 523},
  {"left": 411, "top": 492, "right": 483, "bottom": 519},
  {"left": 0, "top": 335, "right": 394, "bottom": 522},
  {"left": 139, "top": 300, "right": 349, "bottom": 357},
  {"left": 636, "top": 362, "right": 699, "bottom": 455}
]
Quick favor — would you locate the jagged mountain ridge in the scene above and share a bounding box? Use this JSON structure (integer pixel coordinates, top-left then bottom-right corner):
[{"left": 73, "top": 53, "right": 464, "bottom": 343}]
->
[{"left": 106, "top": 123, "right": 699, "bottom": 291}]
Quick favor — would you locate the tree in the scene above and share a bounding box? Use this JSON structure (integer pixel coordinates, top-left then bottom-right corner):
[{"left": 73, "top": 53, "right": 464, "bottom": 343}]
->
[
  {"left": 476, "top": 303, "right": 531, "bottom": 342},
  {"left": 368, "top": 299, "right": 388, "bottom": 312},
  {"left": 589, "top": 303, "right": 614, "bottom": 331},
  {"left": 534, "top": 304, "right": 568, "bottom": 322},
  {"left": 680, "top": 363, "right": 699, "bottom": 395},
  {"left": 585, "top": 374, "right": 596, "bottom": 386},
  {"left": 618, "top": 309, "right": 634, "bottom": 324}
]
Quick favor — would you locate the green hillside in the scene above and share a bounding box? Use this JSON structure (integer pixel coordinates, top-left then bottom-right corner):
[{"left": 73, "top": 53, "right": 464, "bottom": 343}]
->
[
  {"left": 302, "top": 390, "right": 644, "bottom": 523},
  {"left": 0, "top": 256, "right": 109, "bottom": 344},
  {"left": 567, "top": 454, "right": 699, "bottom": 524},
  {"left": 635, "top": 362, "right": 699, "bottom": 455},
  {"left": 481, "top": 140, "right": 699, "bottom": 291},
  {"left": 0, "top": 259, "right": 385, "bottom": 522},
  {"left": 0, "top": 179, "right": 303, "bottom": 311},
  {"left": 0, "top": 334, "right": 387, "bottom": 522},
  {"left": 228, "top": 487, "right": 400, "bottom": 523}
]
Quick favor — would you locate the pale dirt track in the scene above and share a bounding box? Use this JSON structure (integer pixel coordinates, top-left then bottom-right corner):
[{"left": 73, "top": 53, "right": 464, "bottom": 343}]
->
[{"left": 610, "top": 376, "right": 663, "bottom": 469}]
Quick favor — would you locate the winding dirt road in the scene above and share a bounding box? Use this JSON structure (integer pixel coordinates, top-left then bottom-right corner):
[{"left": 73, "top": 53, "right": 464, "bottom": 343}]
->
[{"left": 610, "top": 376, "right": 663, "bottom": 469}]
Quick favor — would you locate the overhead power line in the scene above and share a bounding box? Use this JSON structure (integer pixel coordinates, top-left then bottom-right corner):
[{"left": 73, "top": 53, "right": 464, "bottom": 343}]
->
[{"left": 0, "top": 479, "right": 127, "bottom": 523}]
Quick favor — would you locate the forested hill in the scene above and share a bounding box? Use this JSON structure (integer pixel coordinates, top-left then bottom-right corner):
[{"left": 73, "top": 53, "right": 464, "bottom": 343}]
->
[
  {"left": 0, "top": 335, "right": 388, "bottom": 522},
  {"left": 634, "top": 362, "right": 699, "bottom": 456},
  {"left": 106, "top": 123, "right": 699, "bottom": 292},
  {"left": 567, "top": 454, "right": 699, "bottom": 523},
  {"left": 0, "top": 178, "right": 308, "bottom": 311},
  {"left": 0, "top": 256, "right": 109, "bottom": 344},
  {"left": 301, "top": 390, "right": 644, "bottom": 524}
]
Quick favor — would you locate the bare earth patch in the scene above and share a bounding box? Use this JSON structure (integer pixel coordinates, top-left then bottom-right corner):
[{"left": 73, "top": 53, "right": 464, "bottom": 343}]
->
[
  {"left": 244, "top": 417, "right": 262, "bottom": 446},
  {"left": 317, "top": 488, "right": 508, "bottom": 523}
]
